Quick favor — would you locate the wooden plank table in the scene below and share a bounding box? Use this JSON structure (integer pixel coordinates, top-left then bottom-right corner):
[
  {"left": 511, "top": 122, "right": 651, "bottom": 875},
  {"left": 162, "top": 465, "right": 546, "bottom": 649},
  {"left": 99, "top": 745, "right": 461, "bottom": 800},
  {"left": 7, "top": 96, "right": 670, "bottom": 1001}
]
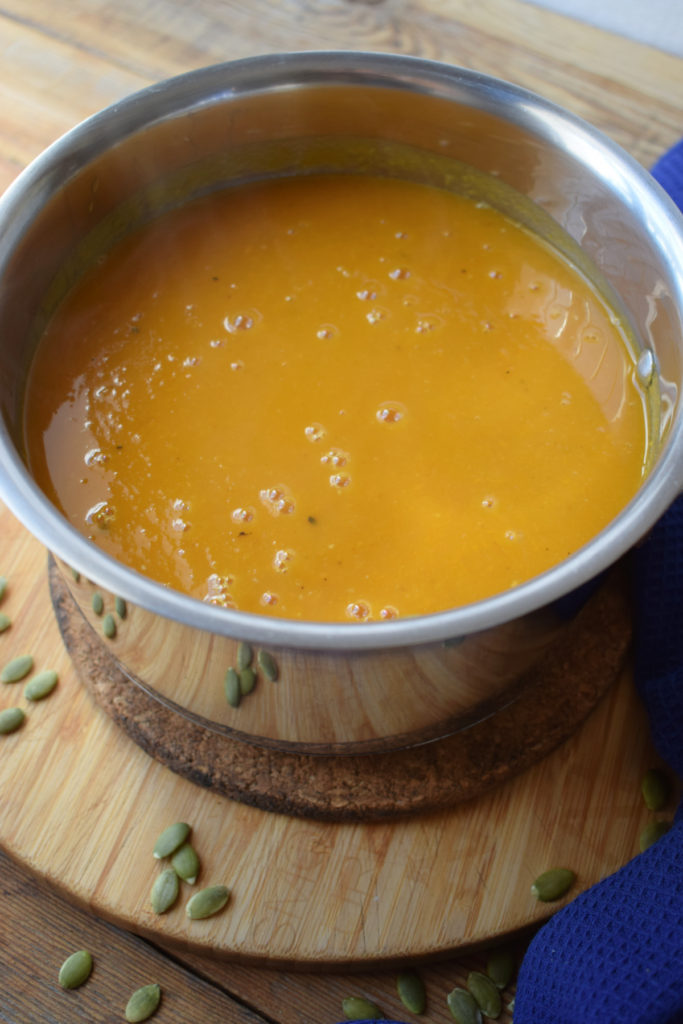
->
[{"left": 1, "top": 2, "right": 681, "bottom": 1022}]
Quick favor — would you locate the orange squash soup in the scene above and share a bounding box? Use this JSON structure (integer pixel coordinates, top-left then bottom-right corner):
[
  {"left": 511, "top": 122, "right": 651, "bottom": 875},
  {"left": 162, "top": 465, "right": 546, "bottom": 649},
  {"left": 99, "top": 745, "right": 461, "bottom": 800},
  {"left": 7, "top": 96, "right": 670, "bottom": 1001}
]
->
[{"left": 24, "top": 174, "right": 650, "bottom": 621}]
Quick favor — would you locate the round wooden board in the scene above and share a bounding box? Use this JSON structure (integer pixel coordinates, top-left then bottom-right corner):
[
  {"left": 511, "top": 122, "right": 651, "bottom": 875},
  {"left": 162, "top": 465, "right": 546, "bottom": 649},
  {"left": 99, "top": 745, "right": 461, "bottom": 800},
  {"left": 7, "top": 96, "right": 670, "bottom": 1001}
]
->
[{"left": 0, "top": 501, "right": 660, "bottom": 967}]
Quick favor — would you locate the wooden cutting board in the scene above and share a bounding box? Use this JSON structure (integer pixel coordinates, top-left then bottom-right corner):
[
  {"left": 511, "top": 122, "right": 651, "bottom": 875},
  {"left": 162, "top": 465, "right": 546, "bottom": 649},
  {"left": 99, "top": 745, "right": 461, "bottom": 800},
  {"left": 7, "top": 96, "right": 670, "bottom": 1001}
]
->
[{"left": 0, "top": 498, "right": 667, "bottom": 967}]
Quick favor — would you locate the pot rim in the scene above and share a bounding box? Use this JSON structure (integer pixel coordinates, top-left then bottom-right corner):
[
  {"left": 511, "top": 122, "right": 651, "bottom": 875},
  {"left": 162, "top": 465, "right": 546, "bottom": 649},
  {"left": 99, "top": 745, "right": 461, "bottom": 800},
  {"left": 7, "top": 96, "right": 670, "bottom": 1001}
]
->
[{"left": 2, "top": 50, "right": 683, "bottom": 651}]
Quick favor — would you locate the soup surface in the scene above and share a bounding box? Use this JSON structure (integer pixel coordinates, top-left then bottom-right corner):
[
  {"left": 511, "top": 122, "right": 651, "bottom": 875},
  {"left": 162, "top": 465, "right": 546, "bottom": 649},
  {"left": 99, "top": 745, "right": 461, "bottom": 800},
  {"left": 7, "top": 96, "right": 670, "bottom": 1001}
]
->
[{"left": 25, "top": 174, "right": 649, "bottom": 621}]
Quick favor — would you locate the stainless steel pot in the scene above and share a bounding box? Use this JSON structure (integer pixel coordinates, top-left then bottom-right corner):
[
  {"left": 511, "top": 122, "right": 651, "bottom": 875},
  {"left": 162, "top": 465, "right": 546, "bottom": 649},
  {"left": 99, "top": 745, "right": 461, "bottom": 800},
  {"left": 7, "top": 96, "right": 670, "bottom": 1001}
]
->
[{"left": 1, "top": 52, "right": 683, "bottom": 753}]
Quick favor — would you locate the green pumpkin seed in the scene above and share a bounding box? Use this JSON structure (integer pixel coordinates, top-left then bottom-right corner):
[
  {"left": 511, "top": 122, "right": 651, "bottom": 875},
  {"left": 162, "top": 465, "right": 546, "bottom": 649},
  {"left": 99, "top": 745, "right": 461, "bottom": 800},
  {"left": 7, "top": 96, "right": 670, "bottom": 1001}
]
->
[
  {"left": 239, "top": 666, "right": 257, "bottom": 695},
  {"left": 0, "top": 575, "right": 6, "bottom": 601},
  {"left": 467, "top": 971, "right": 501, "bottom": 1019},
  {"left": 115, "top": 595, "right": 128, "bottom": 619},
  {"left": 486, "top": 947, "right": 516, "bottom": 990},
  {"left": 70, "top": 567, "right": 81, "bottom": 582},
  {"left": 102, "top": 612, "right": 117, "bottom": 639},
  {"left": 224, "top": 667, "right": 241, "bottom": 707},
  {"left": 531, "top": 867, "right": 576, "bottom": 902},
  {"left": 640, "top": 819, "right": 672, "bottom": 851},
  {"left": 641, "top": 768, "right": 671, "bottom": 812},
  {"left": 150, "top": 868, "right": 180, "bottom": 914},
  {"left": 91, "top": 592, "right": 104, "bottom": 616},
  {"left": 0, "top": 707, "right": 25, "bottom": 735},
  {"left": 397, "top": 970, "right": 426, "bottom": 1013},
  {"left": 153, "top": 821, "right": 191, "bottom": 859},
  {"left": 236, "top": 640, "right": 253, "bottom": 670},
  {"left": 0, "top": 612, "right": 10, "bottom": 633},
  {"left": 341, "top": 996, "right": 383, "bottom": 1020},
  {"left": 185, "top": 884, "right": 230, "bottom": 920},
  {"left": 171, "top": 842, "right": 200, "bottom": 884},
  {"left": 24, "top": 669, "right": 59, "bottom": 701},
  {"left": 257, "top": 648, "right": 279, "bottom": 681},
  {"left": 1, "top": 654, "right": 34, "bottom": 684},
  {"left": 125, "top": 983, "right": 161, "bottom": 1022},
  {"left": 58, "top": 949, "right": 93, "bottom": 989},
  {"left": 447, "top": 987, "right": 482, "bottom": 1024}
]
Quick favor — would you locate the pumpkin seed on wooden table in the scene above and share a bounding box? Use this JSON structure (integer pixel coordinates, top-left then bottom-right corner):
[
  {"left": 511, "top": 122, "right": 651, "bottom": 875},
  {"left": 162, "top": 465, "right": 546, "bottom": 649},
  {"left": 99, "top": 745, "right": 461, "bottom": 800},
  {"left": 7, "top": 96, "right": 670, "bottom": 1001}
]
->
[
  {"left": 467, "top": 970, "right": 501, "bottom": 1019},
  {"left": 257, "top": 648, "right": 279, "bottom": 681},
  {"left": 486, "top": 947, "right": 516, "bottom": 990},
  {"left": 115, "top": 595, "right": 128, "bottom": 619},
  {"left": 1, "top": 654, "right": 34, "bottom": 683},
  {"left": 58, "top": 949, "right": 93, "bottom": 989},
  {"left": 150, "top": 868, "right": 180, "bottom": 914},
  {"left": 224, "top": 667, "right": 241, "bottom": 707},
  {"left": 24, "top": 669, "right": 59, "bottom": 701},
  {"left": 0, "top": 611, "right": 10, "bottom": 633},
  {"left": 0, "top": 707, "right": 25, "bottom": 735},
  {"left": 530, "top": 867, "right": 576, "bottom": 902},
  {"left": 185, "top": 884, "right": 230, "bottom": 919},
  {"left": 171, "top": 842, "right": 200, "bottom": 883},
  {"left": 239, "top": 666, "right": 257, "bottom": 695},
  {"left": 91, "top": 592, "right": 104, "bottom": 615},
  {"left": 236, "top": 640, "right": 253, "bottom": 670},
  {"left": 447, "top": 986, "right": 482, "bottom": 1024},
  {"left": 153, "top": 821, "right": 191, "bottom": 859},
  {"left": 397, "top": 970, "right": 426, "bottom": 1013},
  {"left": 640, "top": 819, "right": 672, "bottom": 851},
  {"left": 125, "top": 983, "right": 161, "bottom": 1022},
  {"left": 341, "top": 995, "right": 384, "bottom": 1020},
  {"left": 102, "top": 612, "right": 117, "bottom": 638},
  {"left": 641, "top": 768, "right": 671, "bottom": 811}
]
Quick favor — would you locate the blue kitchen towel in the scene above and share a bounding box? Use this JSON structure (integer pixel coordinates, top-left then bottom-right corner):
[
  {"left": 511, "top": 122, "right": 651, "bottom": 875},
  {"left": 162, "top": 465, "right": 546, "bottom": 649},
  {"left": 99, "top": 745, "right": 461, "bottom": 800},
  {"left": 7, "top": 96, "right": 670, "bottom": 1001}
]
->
[{"left": 514, "top": 144, "right": 683, "bottom": 1023}]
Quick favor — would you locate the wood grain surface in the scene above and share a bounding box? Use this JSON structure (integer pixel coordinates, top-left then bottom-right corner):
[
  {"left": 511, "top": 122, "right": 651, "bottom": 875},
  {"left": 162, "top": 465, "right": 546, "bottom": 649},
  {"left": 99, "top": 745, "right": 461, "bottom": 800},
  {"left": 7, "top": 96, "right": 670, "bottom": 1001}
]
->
[{"left": 1, "top": 2, "right": 681, "bottom": 1022}]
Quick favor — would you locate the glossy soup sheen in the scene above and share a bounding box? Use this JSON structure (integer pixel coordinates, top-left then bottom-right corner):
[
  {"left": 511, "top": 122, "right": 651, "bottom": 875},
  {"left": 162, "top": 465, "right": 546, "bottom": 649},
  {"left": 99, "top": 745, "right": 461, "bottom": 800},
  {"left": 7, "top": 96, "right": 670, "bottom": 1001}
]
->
[{"left": 24, "top": 174, "right": 650, "bottom": 622}]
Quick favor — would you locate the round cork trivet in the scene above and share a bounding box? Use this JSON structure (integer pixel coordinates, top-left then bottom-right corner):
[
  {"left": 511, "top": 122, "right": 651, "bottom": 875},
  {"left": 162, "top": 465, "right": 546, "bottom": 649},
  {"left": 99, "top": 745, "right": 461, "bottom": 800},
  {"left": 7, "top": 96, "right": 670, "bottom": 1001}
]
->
[{"left": 49, "top": 557, "right": 632, "bottom": 822}]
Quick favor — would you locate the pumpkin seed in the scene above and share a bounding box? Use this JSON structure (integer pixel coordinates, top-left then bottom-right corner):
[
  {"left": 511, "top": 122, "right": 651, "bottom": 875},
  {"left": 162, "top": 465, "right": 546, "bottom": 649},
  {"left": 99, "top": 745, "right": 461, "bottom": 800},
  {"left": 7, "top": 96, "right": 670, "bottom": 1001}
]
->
[
  {"left": 153, "top": 821, "right": 191, "bottom": 859},
  {"left": 224, "top": 667, "right": 241, "bottom": 707},
  {"left": 115, "top": 595, "right": 128, "bottom": 619},
  {"left": 70, "top": 567, "right": 81, "bottom": 582},
  {"left": 125, "top": 983, "right": 161, "bottom": 1022},
  {"left": 24, "top": 669, "right": 59, "bottom": 701},
  {"left": 186, "top": 884, "right": 230, "bottom": 919},
  {"left": 0, "top": 575, "right": 6, "bottom": 601},
  {"left": 257, "top": 648, "right": 279, "bottom": 682},
  {"left": 239, "top": 666, "right": 257, "bottom": 696},
  {"left": 171, "top": 842, "right": 200, "bottom": 884},
  {"left": 641, "top": 768, "right": 671, "bottom": 812},
  {"left": 467, "top": 971, "right": 501, "bottom": 1018},
  {"left": 531, "top": 867, "right": 576, "bottom": 902},
  {"left": 91, "top": 592, "right": 104, "bottom": 615},
  {"left": 486, "top": 947, "right": 516, "bottom": 990},
  {"left": 1, "top": 654, "right": 34, "bottom": 684},
  {"left": 58, "top": 949, "right": 93, "bottom": 989},
  {"left": 397, "top": 970, "right": 426, "bottom": 1013},
  {"left": 447, "top": 987, "right": 482, "bottom": 1024},
  {"left": 102, "top": 612, "right": 117, "bottom": 639},
  {"left": 0, "top": 707, "right": 25, "bottom": 735},
  {"left": 640, "top": 819, "right": 672, "bottom": 852},
  {"left": 341, "top": 996, "right": 383, "bottom": 1020},
  {"left": 236, "top": 640, "right": 253, "bottom": 670},
  {"left": 0, "top": 612, "right": 10, "bottom": 633},
  {"left": 150, "top": 868, "right": 180, "bottom": 914}
]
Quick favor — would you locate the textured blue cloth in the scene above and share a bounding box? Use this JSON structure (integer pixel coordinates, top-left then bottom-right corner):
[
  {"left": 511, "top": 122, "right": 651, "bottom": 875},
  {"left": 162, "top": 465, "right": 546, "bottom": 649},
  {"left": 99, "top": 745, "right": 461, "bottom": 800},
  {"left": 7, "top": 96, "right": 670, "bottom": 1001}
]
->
[{"left": 514, "top": 146, "right": 683, "bottom": 1023}]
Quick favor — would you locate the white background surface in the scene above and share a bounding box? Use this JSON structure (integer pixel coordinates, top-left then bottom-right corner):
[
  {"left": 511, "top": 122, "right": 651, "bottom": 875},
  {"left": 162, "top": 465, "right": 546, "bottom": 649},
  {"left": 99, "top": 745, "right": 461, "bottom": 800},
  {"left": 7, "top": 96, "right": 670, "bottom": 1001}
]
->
[{"left": 525, "top": 0, "right": 683, "bottom": 57}]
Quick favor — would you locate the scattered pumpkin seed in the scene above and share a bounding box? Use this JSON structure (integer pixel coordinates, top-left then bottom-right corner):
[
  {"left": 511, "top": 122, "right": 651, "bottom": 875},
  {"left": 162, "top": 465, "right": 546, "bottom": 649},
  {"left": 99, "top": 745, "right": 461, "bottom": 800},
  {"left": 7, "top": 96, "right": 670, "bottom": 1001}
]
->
[
  {"left": 24, "top": 669, "right": 59, "bottom": 701},
  {"left": 58, "top": 949, "right": 93, "bottom": 989},
  {"left": 125, "top": 983, "right": 161, "bottom": 1022},
  {"left": 531, "top": 867, "right": 576, "bottom": 902},
  {"left": 1, "top": 654, "right": 34, "bottom": 684},
  {"left": 115, "top": 595, "right": 128, "bottom": 619},
  {"left": 486, "top": 947, "right": 516, "bottom": 990},
  {"left": 224, "top": 667, "right": 241, "bottom": 707},
  {"left": 171, "top": 842, "right": 200, "bottom": 884},
  {"left": 447, "top": 986, "right": 482, "bottom": 1024},
  {"left": 236, "top": 640, "right": 253, "bottom": 670},
  {"left": 102, "top": 612, "right": 117, "bottom": 639},
  {"left": 640, "top": 819, "right": 672, "bottom": 851},
  {"left": 186, "top": 884, "right": 231, "bottom": 920},
  {"left": 397, "top": 970, "right": 426, "bottom": 1014},
  {"left": 153, "top": 821, "right": 191, "bottom": 859},
  {"left": 467, "top": 971, "right": 501, "bottom": 1019},
  {"left": 70, "top": 567, "right": 81, "bottom": 582},
  {"left": 239, "top": 666, "right": 257, "bottom": 695},
  {"left": 0, "top": 575, "right": 6, "bottom": 601},
  {"left": 91, "top": 592, "right": 104, "bottom": 615},
  {"left": 257, "top": 648, "right": 279, "bottom": 682},
  {"left": 641, "top": 768, "right": 671, "bottom": 811},
  {"left": 0, "top": 707, "right": 25, "bottom": 735},
  {"left": 150, "top": 868, "right": 180, "bottom": 914},
  {"left": 341, "top": 996, "right": 384, "bottom": 1020},
  {"left": 0, "top": 612, "right": 10, "bottom": 633}
]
